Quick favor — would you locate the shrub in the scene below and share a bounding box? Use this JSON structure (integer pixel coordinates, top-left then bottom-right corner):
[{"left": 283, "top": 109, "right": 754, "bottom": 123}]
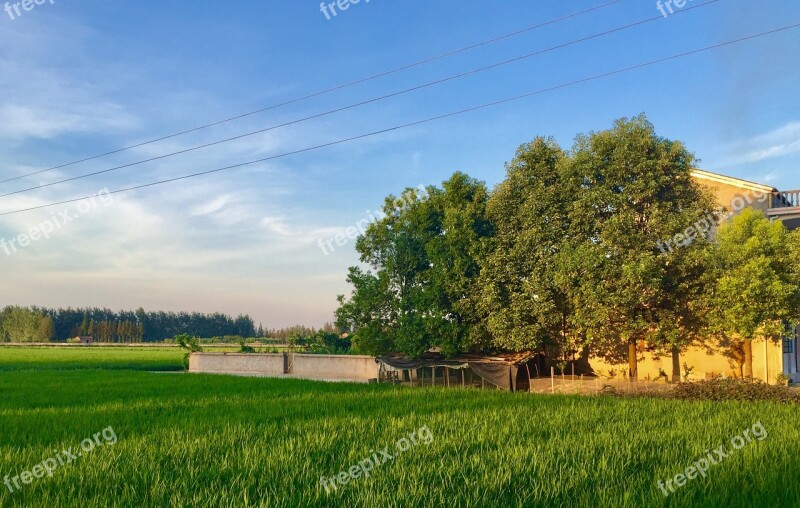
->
[
  {"left": 174, "top": 334, "right": 203, "bottom": 369},
  {"left": 668, "top": 378, "right": 800, "bottom": 404}
]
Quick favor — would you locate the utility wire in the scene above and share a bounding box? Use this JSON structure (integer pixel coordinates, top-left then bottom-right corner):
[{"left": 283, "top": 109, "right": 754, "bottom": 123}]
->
[
  {"left": 0, "top": 0, "right": 719, "bottom": 199},
  {"left": 0, "top": 0, "right": 624, "bottom": 185},
  {"left": 2, "top": 22, "right": 796, "bottom": 217}
]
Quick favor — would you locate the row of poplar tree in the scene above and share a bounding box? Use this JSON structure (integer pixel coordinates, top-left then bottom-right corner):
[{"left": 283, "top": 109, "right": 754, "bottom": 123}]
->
[{"left": 0, "top": 306, "right": 256, "bottom": 342}]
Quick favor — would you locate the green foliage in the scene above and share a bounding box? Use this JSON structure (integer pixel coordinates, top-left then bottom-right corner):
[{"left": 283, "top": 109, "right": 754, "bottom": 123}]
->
[
  {"left": 175, "top": 333, "right": 203, "bottom": 369},
  {"left": 239, "top": 339, "right": 255, "bottom": 353},
  {"left": 707, "top": 208, "right": 800, "bottom": 342},
  {"left": 0, "top": 306, "right": 254, "bottom": 342},
  {"left": 303, "top": 331, "right": 352, "bottom": 354},
  {"left": 0, "top": 306, "right": 56, "bottom": 342},
  {"left": 668, "top": 378, "right": 800, "bottom": 403},
  {"left": 337, "top": 174, "right": 492, "bottom": 357},
  {"left": 335, "top": 115, "right": 796, "bottom": 377},
  {"left": 478, "top": 137, "right": 574, "bottom": 353},
  {"left": 683, "top": 362, "right": 695, "bottom": 380},
  {"left": 175, "top": 334, "right": 203, "bottom": 353},
  {"left": 562, "top": 115, "right": 717, "bottom": 370}
]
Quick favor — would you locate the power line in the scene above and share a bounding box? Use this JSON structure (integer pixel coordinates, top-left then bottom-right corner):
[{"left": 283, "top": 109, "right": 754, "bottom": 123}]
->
[
  {"left": 0, "top": 0, "right": 719, "bottom": 199},
  {"left": 0, "top": 0, "right": 624, "bottom": 186},
  {"left": 3, "top": 22, "right": 796, "bottom": 217}
]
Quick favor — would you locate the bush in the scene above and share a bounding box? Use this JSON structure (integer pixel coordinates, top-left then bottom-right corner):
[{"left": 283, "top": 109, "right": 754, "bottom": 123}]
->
[
  {"left": 174, "top": 334, "right": 203, "bottom": 369},
  {"left": 668, "top": 378, "right": 800, "bottom": 404}
]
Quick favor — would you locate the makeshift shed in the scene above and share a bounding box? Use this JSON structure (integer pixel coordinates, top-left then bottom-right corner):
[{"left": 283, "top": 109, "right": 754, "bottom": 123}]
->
[{"left": 377, "top": 351, "right": 544, "bottom": 392}]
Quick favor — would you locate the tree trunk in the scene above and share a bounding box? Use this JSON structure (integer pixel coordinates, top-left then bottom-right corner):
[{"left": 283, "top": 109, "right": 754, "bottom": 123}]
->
[
  {"left": 628, "top": 341, "right": 638, "bottom": 382},
  {"left": 671, "top": 346, "right": 681, "bottom": 383},
  {"left": 743, "top": 340, "right": 753, "bottom": 380}
]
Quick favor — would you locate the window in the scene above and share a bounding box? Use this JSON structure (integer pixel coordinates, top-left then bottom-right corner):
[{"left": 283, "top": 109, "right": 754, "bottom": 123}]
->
[{"left": 783, "top": 340, "right": 794, "bottom": 354}]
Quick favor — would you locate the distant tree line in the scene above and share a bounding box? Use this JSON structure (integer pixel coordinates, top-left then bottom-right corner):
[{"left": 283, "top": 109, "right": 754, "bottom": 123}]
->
[
  {"left": 336, "top": 115, "right": 800, "bottom": 381},
  {"left": 0, "top": 306, "right": 256, "bottom": 343},
  {"left": 260, "top": 322, "right": 339, "bottom": 340}
]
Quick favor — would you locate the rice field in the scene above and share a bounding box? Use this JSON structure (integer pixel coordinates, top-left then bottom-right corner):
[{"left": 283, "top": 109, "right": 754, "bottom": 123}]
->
[
  {"left": 0, "top": 348, "right": 797, "bottom": 507},
  {"left": 0, "top": 346, "right": 184, "bottom": 372}
]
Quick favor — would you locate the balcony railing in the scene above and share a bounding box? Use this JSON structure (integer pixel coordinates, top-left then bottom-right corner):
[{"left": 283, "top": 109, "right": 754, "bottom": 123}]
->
[{"left": 770, "top": 190, "right": 800, "bottom": 209}]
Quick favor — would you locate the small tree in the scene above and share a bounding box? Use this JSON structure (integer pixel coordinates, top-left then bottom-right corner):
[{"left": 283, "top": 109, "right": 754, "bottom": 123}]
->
[
  {"left": 175, "top": 333, "right": 203, "bottom": 369},
  {"left": 336, "top": 175, "right": 491, "bottom": 358},
  {"left": 707, "top": 208, "right": 800, "bottom": 379},
  {"left": 37, "top": 316, "right": 56, "bottom": 342}
]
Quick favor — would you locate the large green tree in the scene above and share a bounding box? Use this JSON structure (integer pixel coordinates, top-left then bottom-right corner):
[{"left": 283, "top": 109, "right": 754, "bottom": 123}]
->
[
  {"left": 478, "top": 137, "right": 580, "bottom": 356},
  {"left": 336, "top": 173, "right": 491, "bottom": 357},
  {"left": 562, "top": 115, "right": 717, "bottom": 381}
]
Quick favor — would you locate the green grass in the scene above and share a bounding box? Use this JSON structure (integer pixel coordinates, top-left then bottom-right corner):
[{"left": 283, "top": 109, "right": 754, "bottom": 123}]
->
[
  {"left": 0, "top": 347, "right": 184, "bottom": 371},
  {"left": 0, "top": 364, "right": 797, "bottom": 507}
]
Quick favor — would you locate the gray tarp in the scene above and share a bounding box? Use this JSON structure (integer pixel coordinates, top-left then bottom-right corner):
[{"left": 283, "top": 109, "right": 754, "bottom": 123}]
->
[{"left": 378, "top": 354, "right": 520, "bottom": 391}]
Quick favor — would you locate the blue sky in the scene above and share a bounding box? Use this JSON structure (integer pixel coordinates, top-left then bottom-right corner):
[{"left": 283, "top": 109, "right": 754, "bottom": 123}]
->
[{"left": 0, "top": 0, "right": 798, "bottom": 328}]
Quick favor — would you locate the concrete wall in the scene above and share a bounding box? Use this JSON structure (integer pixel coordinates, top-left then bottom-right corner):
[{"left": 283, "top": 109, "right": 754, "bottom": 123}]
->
[
  {"left": 189, "top": 353, "right": 284, "bottom": 376},
  {"left": 589, "top": 341, "right": 784, "bottom": 384},
  {"left": 189, "top": 353, "right": 379, "bottom": 382},
  {"left": 290, "top": 354, "right": 379, "bottom": 381}
]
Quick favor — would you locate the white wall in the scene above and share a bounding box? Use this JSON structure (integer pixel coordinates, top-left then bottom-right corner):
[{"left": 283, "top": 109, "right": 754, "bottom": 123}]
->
[
  {"left": 189, "top": 353, "right": 284, "bottom": 376},
  {"left": 189, "top": 353, "right": 379, "bottom": 382}
]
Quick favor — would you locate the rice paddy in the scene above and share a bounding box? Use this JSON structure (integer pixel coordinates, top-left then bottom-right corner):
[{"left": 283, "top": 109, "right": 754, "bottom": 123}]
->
[{"left": 0, "top": 347, "right": 796, "bottom": 507}]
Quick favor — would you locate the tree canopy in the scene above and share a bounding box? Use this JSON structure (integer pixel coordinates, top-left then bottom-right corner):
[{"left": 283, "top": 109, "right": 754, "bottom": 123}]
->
[
  {"left": 705, "top": 208, "right": 800, "bottom": 378},
  {"left": 336, "top": 115, "right": 800, "bottom": 381}
]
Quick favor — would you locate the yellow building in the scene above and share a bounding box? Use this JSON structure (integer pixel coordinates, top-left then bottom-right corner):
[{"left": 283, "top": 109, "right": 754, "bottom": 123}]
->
[{"left": 590, "top": 169, "right": 800, "bottom": 384}]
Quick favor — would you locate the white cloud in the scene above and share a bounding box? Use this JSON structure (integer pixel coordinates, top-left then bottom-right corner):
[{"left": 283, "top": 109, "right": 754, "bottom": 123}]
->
[
  {"left": 722, "top": 122, "right": 800, "bottom": 165},
  {"left": 0, "top": 102, "right": 139, "bottom": 140},
  {"left": 191, "top": 195, "right": 232, "bottom": 217}
]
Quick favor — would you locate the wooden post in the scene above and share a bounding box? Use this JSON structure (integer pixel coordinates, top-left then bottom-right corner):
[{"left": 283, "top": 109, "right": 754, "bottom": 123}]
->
[
  {"left": 571, "top": 363, "right": 575, "bottom": 386},
  {"left": 526, "top": 364, "right": 532, "bottom": 393},
  {"left": 765, "top": 339, "right": 769, "bottom": 384},
  {"left": 461, "top": 368, "right": 465, "bottom": 388},
  {"left": 551, "top": 366, "right": 555, "bottom": 394}
]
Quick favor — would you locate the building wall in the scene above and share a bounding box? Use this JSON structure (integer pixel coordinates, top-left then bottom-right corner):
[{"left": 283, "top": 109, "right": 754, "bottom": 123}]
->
[
  {"left": 691, "top": 170, "right": 775, "bottom": 218},
  {"left": 588, "top": 341, "right": 784, "bottom": 384}
]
